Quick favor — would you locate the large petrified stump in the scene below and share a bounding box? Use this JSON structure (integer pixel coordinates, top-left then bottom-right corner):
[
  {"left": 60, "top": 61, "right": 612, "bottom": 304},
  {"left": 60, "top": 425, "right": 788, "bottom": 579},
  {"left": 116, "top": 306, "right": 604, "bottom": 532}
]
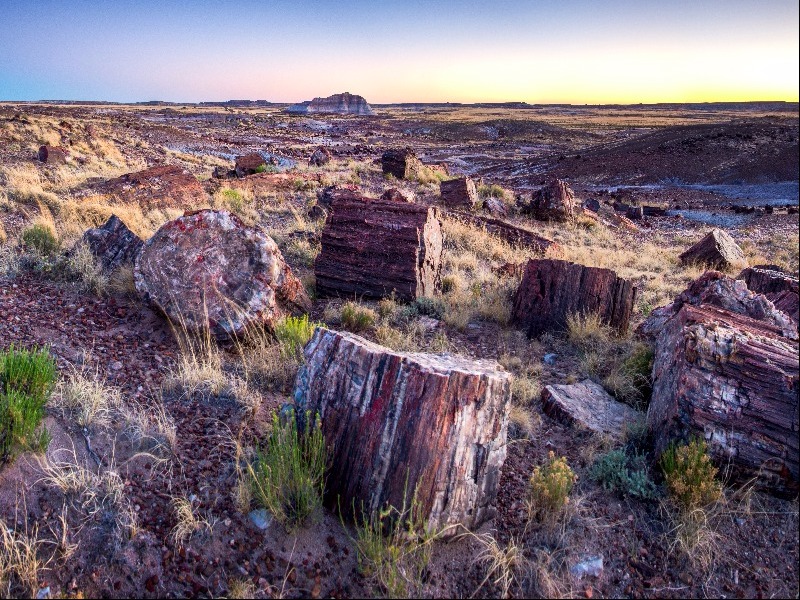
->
[
  {"left": 512, "top": 259, "right": 638, "bottom": 337},
  {"left": 134, "top": 209, "right": 311, "bottom": 339},
  {"left": 648, "top": 303, "right": 799, "bottom": 496},
  {"left": 235, "top": 152, "right": 268, "bottom": 177},
  {"left": 294, "top": 328, "right": 512, "bottom": 532},
  {"left": 80, "top": 215, "right": 143, "bottom": 272},
  {"left": 439, "top": 177, "right": 478, "bottom": 209},
  {"left": 679, "top": 228, "right": 746, "bottom": 270},
  {"left": 315, "top": 192, "right": 442, "bottom": 301},
  {"left": 381, "top": 148, "right": 423, "bottom": 180},
  {"left": 525, "top": 179, "right": 578, "bottom": 223}
]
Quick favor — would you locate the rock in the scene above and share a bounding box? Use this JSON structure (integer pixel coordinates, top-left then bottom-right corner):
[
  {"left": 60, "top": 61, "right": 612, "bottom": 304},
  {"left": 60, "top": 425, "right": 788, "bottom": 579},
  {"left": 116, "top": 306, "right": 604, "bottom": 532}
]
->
[
  {"left": 525, "top": 179, "right": 578, "bottom": 222},
  {"left": 637, "top": 271, "right": 797, "bottom": 341},
  {"left": 543, "top": 353, "right": 558, "bottom": 366},
  {"left": 380, "top": 188, "right": 413, "bottom": 203},
  {"left": 439, "top": 177, "right": 478, "bottom": 210},
  {"left": 306, "top": 204, "right": 327, "bottom": 222},
  {"left": 570, "top": 556, "right": 604, "bottom": 580},
  {"left": 542, "top": 380, "right": 643, "bottom": 441},
  {"left": 381, "top": 148, "right": 423, "bottom": 180},
  {"left": 738, "top": 265, "right": 799, "bottom": 325},
  {"left": 38, "top": 145, "right": 67, "bottom": 164},
  {"left": 626, "top": 205, "right": 644, "bottom": 220},
  {"left": 771, "top": 290, "right": 800, "bottom": 327},
  {"left": 309, "top": 146, "right": 332, "bottom": 167},
  {"left": 483, "top": 197, "right": 508, "bottom": 218},
  {"left": 212, "top": 165, "right": 234, "bottom": 179},
  {"left": 294, "top": 327, "right": 511, "bottom": 533},
  {"left": 642, "top": 205, "right": 667, "bottom": 217},
  {"left": 248, "top": 509, "right": 273, "bottom": 530},
  {"left": 583, "top": 198, "right": 601, "bottom": 212},
  {"left": 235, "top": 152, "right": 268, "bottom": 177},
  {"left": 512, "top": 259, "right": 638, "bottom": 337},
  {"left": 445, "top": 211, "right": 560, "bottom": 255},
  {"left": 648, "top": 303, "right": 799, "bottom": 496},
  {"left": 80, "top": 215, "right": 144, "bottom": 272},
  {"left": 679, "top": 228, "right": 746, "bottom": 270},
  {"left": 609, "top": 213, "right": 638, "bottom": 231},
  {"left": 315, "top": 192, "right": 442, "bottom": 301},
  {"left": 95, "top": 165, "right": 206, "bottom": 210},
  {"left": 316, "top": 184, "right": 360, "bottom": 209},
  {"left": 286, "top": 92, "right": 374, "bottom": 116},
  {"left": 134, "top": 209, "right": 311, "bottom": 340}
]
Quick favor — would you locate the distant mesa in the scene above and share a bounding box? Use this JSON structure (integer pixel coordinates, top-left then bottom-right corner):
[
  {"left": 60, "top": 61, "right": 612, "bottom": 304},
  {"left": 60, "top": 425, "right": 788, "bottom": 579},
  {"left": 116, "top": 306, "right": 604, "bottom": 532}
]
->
[{"left": 285, "top": 92, "right": 374, "bottom": 116}]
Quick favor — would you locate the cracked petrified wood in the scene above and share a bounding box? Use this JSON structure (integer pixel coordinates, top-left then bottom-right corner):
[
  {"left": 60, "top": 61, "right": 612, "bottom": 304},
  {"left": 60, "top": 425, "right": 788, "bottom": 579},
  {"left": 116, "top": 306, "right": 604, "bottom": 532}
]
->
[
  {"left": 96, "top": 164, "right": 206, "bottom": 210},
  {"left": 738, "top": 265, "right": 799, "bottom": 326},
  {"left": 648, "top": 303, "right": 799, "bottom": 496},
  {"left": 445, "top": 211, "right": 560, "bottom": 255},
  {"left": 294, "top": 328, "right": 511, "bottom": 533},
  {"left": 80, "top": 215, "right": 143, "bottom": 272},
  {"left": 439, "top": 177, "right": 478, "bottom": 209},
  {"left": 314, "top": 192, "right": 442, "bottom": 301},
  {"left": 526, "top": 178, "right": 578, "bottom": 223},
  {"left": 134, "top": 209, "right": 311, "bottom": 340},
  {"left": 38, "top": 144, "right": 67, "bottom": 164},
  {"left": 512, "top": 259, "right": 638, "bottom": 337},
  {"left": 679, "top": 228, "right": 746, "bottom": 270}
]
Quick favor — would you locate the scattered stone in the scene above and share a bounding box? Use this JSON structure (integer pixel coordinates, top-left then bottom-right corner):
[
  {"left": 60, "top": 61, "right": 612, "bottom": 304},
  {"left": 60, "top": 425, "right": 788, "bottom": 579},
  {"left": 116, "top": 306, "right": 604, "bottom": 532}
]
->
[
  {"left": 38, "top": 145, "right": 67, "bottom": 164},
  {"left": 306, "top": 204, "right": 327, "bottom": 222},
  {"left": 294, "top": 327, "right": 512, "bottom": 533},
  {"left": 679, "top": 228, "right": 747, "bottom": 270},
  {"left": 134, "top": 209, "right": 311, "bottom": 340},
  {"left": 381, "top": 148, "right": 423, "bottom": 180},
  {"left": 439, "top": 177, "right": 478, "bottom": 210},
  {"left": 542, "top": 380, "right": 642, "bottom": 441},
  {"left": 248, "top": 509, "right": 272, "bottom": 530},
  {"left": 309, "top": 146, "right": 332, "bottom": 167},
  {"left": 525, "top": 179, "right": 578, "bottom": 222},
  {"left": 80, "top": 215, "right": 143, "bottom": 272},
  {"left": 212, "top": 165, "right": 235, "bottom": 179},
  {"left": 648, "top": 303, "right": 799, "bottom": 496},
  {"left": 380, "top": 187, "right": 413, "bottom": 203},
  {"left": 315, "top": 191, "right": 442, "bottom": 301},
  {"left": 512, "top": 259, "right": 638, "bottom": 337},
  {"left": 642, "top": 205, "right": 667, "bottom": 217},
  {"left": 626, "top": 205, "right": 644, "bottom": 220},
  {"left": 95, "top": 164, "right": 206, "bottom": 210},
  {"left": 570, "top": 556, "right": 604, "bottom": 580},
  {"left": 543, "top": 353, "right": 558, "bottom": 366},
  {"left": 483, "top": 197, "right": 508, "bottom": 218},
  {"left": 286, "top": 92, "right": 374, "bottom": 116},
  {"left": 445, "top": 211, "right": 560, "bottom": 255},
  {"left": 235, "top": 152, "right": 268, "bottom": 177},
  {"left": 583, "top": 198, "right": 600, "bottom": 212}
]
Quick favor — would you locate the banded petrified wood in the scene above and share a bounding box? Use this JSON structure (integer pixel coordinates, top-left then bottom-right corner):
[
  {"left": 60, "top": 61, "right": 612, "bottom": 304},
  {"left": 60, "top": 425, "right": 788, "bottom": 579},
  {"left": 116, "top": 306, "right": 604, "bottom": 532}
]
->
[
  {"left": 511, "top": 259, "right": 638, "bottom": 337},
  {"left": 315, "top": 193, "right": 442, "bottom": 301},
  {"left": 294, "top": 328, "right": 511, "bottom": 533}
]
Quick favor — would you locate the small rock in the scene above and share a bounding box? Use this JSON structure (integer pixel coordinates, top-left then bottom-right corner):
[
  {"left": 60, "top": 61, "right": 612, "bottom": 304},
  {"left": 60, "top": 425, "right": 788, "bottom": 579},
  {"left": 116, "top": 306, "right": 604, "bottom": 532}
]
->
[
  {"left": 36, "top": 587, "right": 51, "bottom": 600},
  {"left": 543, "top": 353, "right": 558, "bottom": 365},
  {"left": 249, "top": 509, "right": 272, "bottom": 530},
  {"left": 570, "top": 555, "right": 603, "bottom": 580}
]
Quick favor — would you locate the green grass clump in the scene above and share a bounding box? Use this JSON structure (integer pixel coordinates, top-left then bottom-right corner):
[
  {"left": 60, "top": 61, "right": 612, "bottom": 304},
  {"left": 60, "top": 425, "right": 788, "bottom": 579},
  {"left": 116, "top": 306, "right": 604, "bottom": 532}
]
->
[
  {"left": 247, "top": 410, "right": 327, "bottom": 531},
  {"left": 21, "top": 224, "right": 59, "bottom": 256},
  {"left": 340, "top": 302, "right": 377, "bottom": 333},
  {"left": 527, "top": 451, "right": 576, "bottom": 523},
  {"left": 661, "top": 438, "right": 722, "bottom": 509},
  {"left": 273, "top": 315, "right": 322, "bottom": 360},
  {"left": 478, "top": 183, "right": 507, "bottom": 199},
  {"left": 590, "top": 449, "right": 658, "bottom": 500},
  {"left": 0, "top": 345, "right": 56, "bottom": 463}
]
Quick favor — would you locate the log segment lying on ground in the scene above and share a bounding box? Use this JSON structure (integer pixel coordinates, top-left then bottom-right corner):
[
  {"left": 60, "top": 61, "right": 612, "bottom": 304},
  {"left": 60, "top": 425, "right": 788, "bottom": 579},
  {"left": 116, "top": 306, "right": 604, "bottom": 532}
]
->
[
  {"left": 738, "top": 265, "right": 799, "bottom": 326},
  {"left": 445, "top": 211, "right": 560, "bottom": 255},
  {"left": 315, "top": 192, "right": 442, "bottom": 301},
  {"left": 648, "top": 303, "right": 799, "bottom": 496},
  {"left": 679, "top": 228, "right": 746, "bottom": 269},
  {"left": 511, "top": 259, "right": 638, "bottom": 337},
  {"left": 439, "top": 177, "right": 478, "bottom": 209},
  {"left": 294, "top": 327, "right": 511, "bottom": 533}
]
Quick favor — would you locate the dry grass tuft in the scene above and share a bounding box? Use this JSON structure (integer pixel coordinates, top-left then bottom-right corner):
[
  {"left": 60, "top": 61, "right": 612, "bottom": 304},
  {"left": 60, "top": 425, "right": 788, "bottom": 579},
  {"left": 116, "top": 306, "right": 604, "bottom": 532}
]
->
[
  {"left": 53, "top": 367, "right": 122, "bottom": 429},
  {"left": 171, "top": 496, "right": 214, "bottom": 547},
  {"left": 0, "top": 517, "right": 48, "bottom": 599},
  {"left": 471, "top": 532, "right": 524, "bottom": 599}
]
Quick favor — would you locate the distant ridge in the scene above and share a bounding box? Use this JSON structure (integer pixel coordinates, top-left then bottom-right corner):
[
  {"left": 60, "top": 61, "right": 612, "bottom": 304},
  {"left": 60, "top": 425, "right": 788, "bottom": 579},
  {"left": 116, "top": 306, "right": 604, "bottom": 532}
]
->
[{"left": 285, "top": 92, "right": 374, "bottom": 115}]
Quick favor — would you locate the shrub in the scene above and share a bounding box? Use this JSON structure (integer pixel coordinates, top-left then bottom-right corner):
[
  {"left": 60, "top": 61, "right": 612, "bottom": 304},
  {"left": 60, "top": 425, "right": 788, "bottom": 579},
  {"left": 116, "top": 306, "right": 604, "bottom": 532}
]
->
[
  {"left": 566, "top": 311, "right": 612, "bottom": 353},
  {"left": 413, "top": 296, "right": 445, "bottom": 319},
  {"left": 0, "top": 346, "right": 56, "bottom": 463},
  {"left": 527, "top": 451, "right": 576, "bottom": 523},
  {"left": 478, "top": 183, "right": 507, "bottom": 199},
  {"left": 660, "top": 438, "right": 722, "bottom": 509},
  {"left": 273, "top": 315, "right": 321, "bottom": 361},
  {"left": 21, "top": 224, "right": 58, "bottom": 256},
  {"left": 340, "top": 302, "right": 377, "bottom": 333},
  {"left": 590, "top": 449, "right": 658, "bottom": 500},
  {"left": 247, "top": 410, "right": 327, "bottom": 530}
]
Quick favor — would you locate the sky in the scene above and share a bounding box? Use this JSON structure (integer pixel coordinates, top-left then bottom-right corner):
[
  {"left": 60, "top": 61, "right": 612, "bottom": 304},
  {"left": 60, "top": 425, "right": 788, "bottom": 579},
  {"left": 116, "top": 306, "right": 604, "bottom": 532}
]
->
[{"left": 0, "top": 0, "right": 797, "bottom": 104}]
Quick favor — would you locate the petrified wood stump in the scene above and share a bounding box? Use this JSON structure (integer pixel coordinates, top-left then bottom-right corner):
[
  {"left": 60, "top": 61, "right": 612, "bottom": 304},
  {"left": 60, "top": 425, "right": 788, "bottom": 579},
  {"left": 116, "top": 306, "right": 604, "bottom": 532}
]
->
[
  {"left": 439, "top": 177, "right": 478, "bottom": 209},
  {"left": 315, "top": 193, "right": 442, "bottom": 301},
  {"left": 38, "top": 145, "right": 67, "bottom": 164},
  {"left": 381, "top": 148, "right": 422, "bottom": 180},
  {"left": 648, "top": 303, "right": 799, "bottom": 496},
  {"left": 294, "top": 328, "right": 512, "bottom": 533},
  {"left": 512, "top": 259, "right": 638, "bottom": 337}
]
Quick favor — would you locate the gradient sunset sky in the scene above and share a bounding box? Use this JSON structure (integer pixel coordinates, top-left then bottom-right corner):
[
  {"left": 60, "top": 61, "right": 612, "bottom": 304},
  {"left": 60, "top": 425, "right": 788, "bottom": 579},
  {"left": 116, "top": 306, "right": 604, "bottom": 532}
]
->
[{"left": 1, "top": 0, "right": 797, "bottom": 104}]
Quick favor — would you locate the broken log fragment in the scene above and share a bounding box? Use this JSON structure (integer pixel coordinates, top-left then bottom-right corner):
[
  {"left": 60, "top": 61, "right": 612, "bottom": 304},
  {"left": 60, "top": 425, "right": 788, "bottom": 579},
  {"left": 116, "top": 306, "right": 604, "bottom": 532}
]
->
[
  {"left": 679, "top": 228, "right": 746, "bottom": 270},
  {"left": 445, "top": 211, "right": 560, "bottom": 255},
  {"left": 80, "top": 215, "right": 143, "bottom": 272},
  {"left": 439, "top": 177, "right": 478, "bottom": 209},
  {"left": 294, "top": 328, "right": 512, "bottom": 533}
]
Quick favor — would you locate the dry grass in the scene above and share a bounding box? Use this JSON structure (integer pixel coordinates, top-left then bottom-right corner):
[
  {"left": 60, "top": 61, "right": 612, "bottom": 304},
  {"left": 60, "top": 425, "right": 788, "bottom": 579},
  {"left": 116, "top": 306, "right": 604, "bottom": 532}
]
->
[
  {"left": 0, "top": 517, "right": 48, "bottom": 599},
  {"left": 171, "top": 496, "right": 214, "bottom": 547},
  {"left": 119, "top": 396, "right": 177, "bottom": 457},
  {"left": 53, "top": 367, "right": 122, "bottom": 429},
  {"left": 471, "top": 532, "right": 524, "bottom": 599}
]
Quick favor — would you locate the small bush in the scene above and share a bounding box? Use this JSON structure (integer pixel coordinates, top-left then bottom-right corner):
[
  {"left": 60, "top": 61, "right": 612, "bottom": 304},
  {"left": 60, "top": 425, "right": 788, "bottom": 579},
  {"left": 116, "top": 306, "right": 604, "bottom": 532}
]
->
[
  {"left": 590, "top": 449, "right": 658, "bottom": 500},
  {"left": 247, "top": 410, "right": 327, "bottom": 531},
  {"left": 566, "top": 311, "right": 612, "bottom": 353},
  {"left": 273, "top": 315, "right": 321, "bottom": 361},
  {"left": 0, "top": 346, "right": 56, "bottom": 463},
  {"left": 413, "top": 296, "right": 445, "bottom": 319},
  {"left": 478, "top": 183, "right": 507, "bottom": 199},
  {"left": 21, "top": 224, "right": 58, "bottom": 256},
  {"left": 341, "top": 302, "right": 378, "bottom": 333},
  {"left": 527, "top": 451, "right": 576, "bottom": 523},
  {"left": 660, "top": 438, "right": 722, "bottom": 509}
]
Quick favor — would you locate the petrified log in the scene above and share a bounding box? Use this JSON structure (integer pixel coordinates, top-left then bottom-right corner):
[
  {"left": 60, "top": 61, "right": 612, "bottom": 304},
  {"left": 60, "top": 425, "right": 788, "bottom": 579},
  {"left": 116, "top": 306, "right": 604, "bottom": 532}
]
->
[
  {"left": 235, "top": 152, "right": 267, "bottom": 177},
  {"left": 38, "top": 145, "right": 67, "bottom": 164},
  {"left": 315, "top": 192, "right": 442, "bottom": 301},
  {"left": 679, "top": 228, "right": 746, "bottom": 270},
  {"left": 526, "top": 179, "right": 577, "bottom": 222},
  {"left": 637, "top": 271, "right": 797, "bottom": 341},
  {"left": 134, "top": 209, "right": 310, "bottom": 340},
  {"left": 316, "top": 184, "right": 360, "bottom": 209},
  {"left": 80, "top": 215, "right": 143, "bottom": 272},
  {"left": 309, "top": 146, "right": 332, "bottom": 167},
  {"left": 648, "top": 303, "right": 799, "bottom": 496},
  {"left": 381, "top": 148, "right": 423, "bottom": 180},
  {"left": 542, "top": 379, "right": 643, "bottom": 441},
  {"left": 642, "top": 205, "right": 667, "bottom": 217},
  {"left": 737, "top": 265, "right": 799, "bottom": 325},
  {"left": 439, "top": 177, "right": 478, "bottom": 210},
  {"left": 96, "top": 164, "right": 206, "bottom": 210},
  {"left": 483, "top": 197, "right": 508, "bottom": 218},
  {"left": 626, "top": 205, "right": 644, "bottom": 220},
  {"left": 294, "top": 327, "right": 512, "bottom": 532},
  {"left": 381, "top": 188, "right": 413, "bottom": 203},
  {"left": 583, "top": 198, "right": 601, "bottom": 212},
  {"left": 445, "top": 211, "right": 559, "bottom": 255},
  {"left": 512, "top": 259, "right": 638, "bottom": 337}
]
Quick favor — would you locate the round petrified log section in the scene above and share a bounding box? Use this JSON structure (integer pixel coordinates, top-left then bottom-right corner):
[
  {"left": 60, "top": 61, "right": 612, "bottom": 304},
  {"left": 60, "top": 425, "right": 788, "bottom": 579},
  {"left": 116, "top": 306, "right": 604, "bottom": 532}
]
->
[
  {"left": 134, "top": 209, "right": 310, "bottom": 340},
  {"left": 294, "top": 328, "right": 512, "bottom": 534}
]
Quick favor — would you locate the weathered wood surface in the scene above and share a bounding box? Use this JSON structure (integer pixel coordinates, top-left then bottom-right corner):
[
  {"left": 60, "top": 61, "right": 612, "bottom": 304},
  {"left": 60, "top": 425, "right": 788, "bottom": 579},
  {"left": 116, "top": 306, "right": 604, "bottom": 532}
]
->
[
  {"left": 294, "top": 328, "right": 512, "bottom": 533},
  {"left": 315, "top": 193, "right": 442, "bottom": 301},
  {"left": 38, "top": 144, "right": 67, "bottom": 164},
  {"left": 512, "top": 259, "right": 638, "bottom": 337},
  {"left": 439, "top": 177, "right": 478, "bottom": 209},
  {"left": 95, "top": 164, "right": 206, "bottom": 210},
  {"left": 135, "top": 209, "right": 310, "bottom": 340},
  {"left": 679, "top": 228, "right": 746, "bottom": 269},
  {"left": 738, "top": 265, "right": 799, "bottom": 325},
  {"left": 381, "top": 148, "right": 422, "bottom": 180},
  {"left": 525, "top": 178, "right": 577, "bottom": 222},
  {"left": 542, "top": 379, "right": 643, "bottom": 441},
  {"left": 445, "top": 211, "right": 560, "bottom": 255},
  {"left": 235, "top": 152, "right": 267, "bottom": 177},
  {"left": 648, "top": 303, "right": 799, "bottom": 496},
  {"left": 80, "top": 215, "right": 143, "bottom": 272}
]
